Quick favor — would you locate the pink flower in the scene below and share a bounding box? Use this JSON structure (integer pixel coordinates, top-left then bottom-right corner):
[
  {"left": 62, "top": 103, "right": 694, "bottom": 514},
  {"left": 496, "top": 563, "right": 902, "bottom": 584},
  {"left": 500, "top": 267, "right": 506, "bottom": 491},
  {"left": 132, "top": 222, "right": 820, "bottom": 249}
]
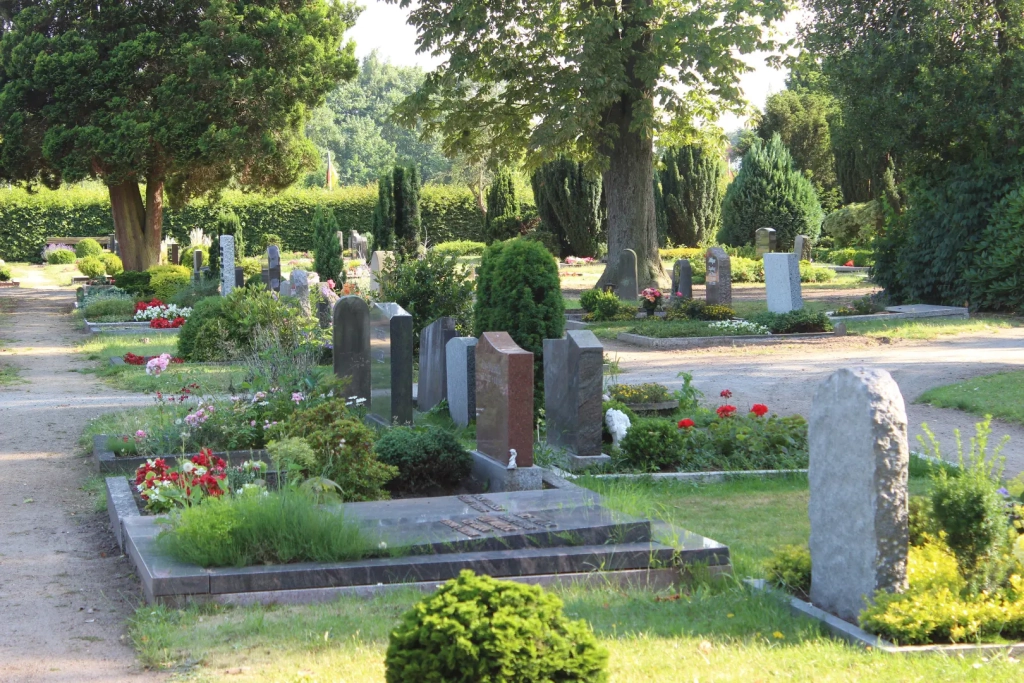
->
[
  {"left": 291, "top": 392, "right": 305, "bottom": 404},
  {"left": 145, "top": 353, "right": 171, "bottom": 376},
  {"left": 135, "top": 430, "right": 147, "bottom": 439},
  {"left": 250, "top": 420, "right": 256, "bottom": 427}
]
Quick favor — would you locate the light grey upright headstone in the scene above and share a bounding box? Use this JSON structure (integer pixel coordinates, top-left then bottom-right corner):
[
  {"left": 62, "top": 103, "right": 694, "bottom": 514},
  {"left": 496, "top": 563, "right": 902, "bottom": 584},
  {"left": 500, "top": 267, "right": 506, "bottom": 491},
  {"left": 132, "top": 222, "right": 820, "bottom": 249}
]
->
[
  {"left": 446, "top": 337, "right": 477, "bottom": 428},
  {"left": 290, "top": 269, "right": 312, "bottom": 317},
  {"left": 219, "top": 235, "right": 235, "bottom": 296},
  {"left": 267, "top": 245, "right": 281, "bottom": 292},
  {"left": 418, "top": 317, "right": 457, "bottom": 412},
  {"left": 369, "top": 302, "right": 414, "bottom": 426},
  {"left": 544, "top": 330, "right": 604, "bottom": 457},
  {"left": 704, "top": 247, "right": 732, "bottom": 306},
  {"left": 369, "top": 251, "right": 394, "bottom": 293},
  {"left": 763, "top": 252, "right": 803, "bottom": 313},
  {"left": 794, "top": 234, "right": 812, "bottom": 261},
  {"left": 809, "top": 368, "right": 909, "bottom": 622},
  {"left": 755, "top": 227, "right": 777, "bottom": 258},
  {"left": 616, "top": 249, "right": 638, "bottom": 302},
  {"left": 332, "top": 296, "right": 371, "bottom": 403},
  {"left": 672, "top": 259, "right": 692, "bottom": 300}
]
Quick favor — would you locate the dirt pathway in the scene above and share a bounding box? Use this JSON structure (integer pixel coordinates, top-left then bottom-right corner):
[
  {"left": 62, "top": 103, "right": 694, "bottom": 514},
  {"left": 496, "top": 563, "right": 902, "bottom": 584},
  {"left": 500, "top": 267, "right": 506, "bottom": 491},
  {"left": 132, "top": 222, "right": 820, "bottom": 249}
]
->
[
  {"left": 0, "top": 288, "right": 160, "bottom": 682},
  {"left": 607, "top": 329, "right": 1024, "bottom": 476}
]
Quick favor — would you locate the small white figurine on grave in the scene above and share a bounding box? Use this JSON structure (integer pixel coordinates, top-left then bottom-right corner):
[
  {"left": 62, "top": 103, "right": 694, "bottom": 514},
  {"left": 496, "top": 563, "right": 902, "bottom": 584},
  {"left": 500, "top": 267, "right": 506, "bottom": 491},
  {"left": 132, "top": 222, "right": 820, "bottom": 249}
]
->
[
  {"left": 507, "top": 449, "right": 518, "bottom": 470},
  {"left": 605, "top": 409, "right": 631, "bottom": 447}
]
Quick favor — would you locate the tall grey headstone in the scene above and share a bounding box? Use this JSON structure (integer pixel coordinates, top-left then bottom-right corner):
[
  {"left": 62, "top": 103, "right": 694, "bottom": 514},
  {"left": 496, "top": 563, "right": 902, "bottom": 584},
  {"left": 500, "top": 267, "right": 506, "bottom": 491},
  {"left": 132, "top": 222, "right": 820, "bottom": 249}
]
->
[
  {"left": 193, "top": 250, "right": 203, "bottom": 283},
  {"left": 809, "top": 368, "right": 909, "bottom": 622},
  {"left": 370, "top": 302, "right": 414, "bottom": 426},
  {"left": 290, "top": 268, "right": 312, "bottom": 317},
  {"left": 267, "top": 245, "right": 281, "bottom": 293},
  {"left": 755, "top": 227, "right": 777, "bottom": 258},
  {"left": 418, "top": 317, "right": 457, "bottom": 412},
  {"left": 446, "top": 337, "right": 478, "bottom": 428},
  {"left": 332, "top": 296, "right": 371, "bottom": 403},
  {"left": 369, "top": 251, "right": 394, "bottom": 293},
  {"left": 763, "top": 252, "right": 803, "bottom": 313},
  {"left": 544, "top": 330, "right": 604, "bottom": 457},
  {"left": 672, "top": 259, "right": 692, "bottom": 300},
  {"left": 794, "top": 234, "right": 812, "bottom": 261},
  {"left": 219, "top": 235, "right": 235, "bottom": 296},
  {"left": 704, "top": 247, "right": 732, "bottom": 306},
  {"left": 616, "top": 249, "right": 638, "bottom": 302}
]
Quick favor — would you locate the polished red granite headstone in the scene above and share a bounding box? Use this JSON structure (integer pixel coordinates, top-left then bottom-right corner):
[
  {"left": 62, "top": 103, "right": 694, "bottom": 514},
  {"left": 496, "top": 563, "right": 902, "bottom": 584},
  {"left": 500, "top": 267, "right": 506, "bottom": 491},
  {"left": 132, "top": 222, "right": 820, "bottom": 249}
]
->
[{"left": 475, "top": 332, "right": 534, "bottom": 467}]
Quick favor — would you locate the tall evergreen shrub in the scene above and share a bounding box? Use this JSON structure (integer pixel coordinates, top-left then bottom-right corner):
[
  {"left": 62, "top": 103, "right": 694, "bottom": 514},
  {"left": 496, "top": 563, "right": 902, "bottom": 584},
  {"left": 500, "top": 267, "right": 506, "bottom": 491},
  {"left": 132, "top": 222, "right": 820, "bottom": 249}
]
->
[
  {"left": 484, "top": 167, "right": 521, "bottom": 243},
  {"left": 718, "top": 134, "right": 823, "bottom": 250},
  {"left": 312, "top": 205, "right": 345, "bottom": 284},
  {"left": 392, "top": 165, "right": 422, "bottom": 255},
  {"left": 372, "top": 172, "right": 395, "bottom": 251},
  {"left": 531, "top": 159, "right": 604, "bottom": 257},
  {"left": 660, "top": 144, "right": 724, "bottom": 247}
]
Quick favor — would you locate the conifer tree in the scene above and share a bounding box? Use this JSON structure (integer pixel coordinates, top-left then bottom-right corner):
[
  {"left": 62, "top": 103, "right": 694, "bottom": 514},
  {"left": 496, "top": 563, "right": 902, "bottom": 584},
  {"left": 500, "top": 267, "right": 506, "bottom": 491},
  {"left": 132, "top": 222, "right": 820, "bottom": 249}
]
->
[
  {"left": 312, "top": 205, "right": 345, "bottom": 284},
  {"left": 660, "top": 144, "right": 725, "bottom": 247},
  {"left": 531, "top": 159, "right": 604, "bottom": 257},
  {"left": 484, "top": 167, "right": 521, "bottom": 242}
]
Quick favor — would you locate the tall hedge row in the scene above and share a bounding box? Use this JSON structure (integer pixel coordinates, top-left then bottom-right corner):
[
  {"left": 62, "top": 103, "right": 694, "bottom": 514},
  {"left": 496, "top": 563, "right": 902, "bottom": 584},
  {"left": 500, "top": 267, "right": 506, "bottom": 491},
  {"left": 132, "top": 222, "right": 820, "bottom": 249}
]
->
[{"left": 0, "top": 185, "right": 482, "bottom": 261}]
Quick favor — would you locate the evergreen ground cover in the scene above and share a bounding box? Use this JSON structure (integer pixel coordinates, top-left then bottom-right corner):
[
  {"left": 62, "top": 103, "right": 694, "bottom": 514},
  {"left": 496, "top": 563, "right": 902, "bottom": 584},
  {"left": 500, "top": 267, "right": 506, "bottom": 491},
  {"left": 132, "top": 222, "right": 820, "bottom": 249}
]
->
[{"left": 920, "top": 372, "right": 1024, "bottom": 425}]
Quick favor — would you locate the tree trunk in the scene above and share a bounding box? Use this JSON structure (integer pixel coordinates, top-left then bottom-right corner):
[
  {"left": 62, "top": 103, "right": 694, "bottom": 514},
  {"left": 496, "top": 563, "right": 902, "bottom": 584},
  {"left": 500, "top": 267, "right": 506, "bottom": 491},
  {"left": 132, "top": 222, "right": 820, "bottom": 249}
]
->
[
  {"left": 597, "top": 96, "right": 665, "bottom": 290},
  {"left": 109, "top": 178, "right": 163, "bottom": 271}
]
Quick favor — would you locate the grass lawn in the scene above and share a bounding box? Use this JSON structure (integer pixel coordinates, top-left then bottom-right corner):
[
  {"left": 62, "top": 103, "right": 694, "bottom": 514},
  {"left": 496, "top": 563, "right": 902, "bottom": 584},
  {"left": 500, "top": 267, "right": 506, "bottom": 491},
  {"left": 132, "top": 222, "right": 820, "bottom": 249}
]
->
[
  {"left": 6, "top": 262, "right": 80, "bottom": 287},
  {"left": 919, "top": 370, "right": 1024, "bottom": 425},
  {"left": 76, "top": 333, "right": 247, "bottom": 393},
  {"left": 844, "top": 316, "right": 1021, "bottom": 340},
  {"left": 0, "top": 296, "right": 20, "bottom": 385},
  {"left": 124, "top": 474, "right": 1022, "bottom": 682}
]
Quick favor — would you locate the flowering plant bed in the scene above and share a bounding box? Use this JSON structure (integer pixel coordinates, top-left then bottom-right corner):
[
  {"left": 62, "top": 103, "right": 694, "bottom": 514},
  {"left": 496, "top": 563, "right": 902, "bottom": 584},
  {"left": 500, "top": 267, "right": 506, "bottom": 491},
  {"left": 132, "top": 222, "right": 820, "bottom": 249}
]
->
[
  {"left": 123, "top": 352, "right": 184, "bottom": 366},
  {"left": 93, "top": 434, "right": 268, "bottom": 475},
  {"left": 134, "top": 299, "right": 191, "bottom": 328}
]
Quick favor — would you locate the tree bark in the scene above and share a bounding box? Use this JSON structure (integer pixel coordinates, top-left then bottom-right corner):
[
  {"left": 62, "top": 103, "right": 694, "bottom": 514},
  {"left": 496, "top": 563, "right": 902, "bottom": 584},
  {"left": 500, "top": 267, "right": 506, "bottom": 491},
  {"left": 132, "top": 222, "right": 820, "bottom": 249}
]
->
[{"left": 108, "top": 178, "right": 163, "bottom": 271}]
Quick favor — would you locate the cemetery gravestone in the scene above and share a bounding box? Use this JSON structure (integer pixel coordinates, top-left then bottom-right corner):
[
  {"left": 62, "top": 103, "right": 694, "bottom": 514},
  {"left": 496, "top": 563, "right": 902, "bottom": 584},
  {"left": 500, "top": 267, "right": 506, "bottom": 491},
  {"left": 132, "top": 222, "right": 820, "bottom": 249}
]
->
[
  {"left": 235, "top": 267, "right": 244, "bottom": 288},
  {"left": 219, "top": 235, "right": 235, "bottom": 296},
  {"left": 755, "top": 227, "right": 777, "bottom": 258},
  {"left": 704, "top": 247, "right": 732, "bottom": 306},
  {"left": 369, "top": 302, "right": 414, "bottom": 426},
  {"left": 794, "top": 234, "right": 812, "bottom": 261},
  {"left": 369, "top": 251, "right": 394, "bottom": 293},
  {"left": 267, "top": 245, "right": 281, "bottom": 293},
  {"left": 317, "top": 282, "right": 339, "bottom": 329},
  {"left": 446, "top": 337, "right": 478, "bottom": 428},
  {"left": 418, "top": 317, "right": 457, "bottom": 412},
  {"left": 349, "top": 231, "right": 368, "bottom": 262},
  {"left": 763, "top": 253, "right": 803, "bottom": 313},
  {"left": 672, "top": 259, "right": 692, "bottom": 300},
  {"left": 290, "top": 269, "right": 312, "bottom": 317},
  {"left": 616, "top": 249, "right": 639, "bottom": 302},
  {"left": 544, "top": 330, "right": 605, "bottom": 460},
  {"left": 332, "top": 296, "right": 371, "bottom": 404},
  {"left": 168, "top": 243, "right": 179, "bottom": 266},
  {"left": 193, "top": 251, "right": 203, "bottom": 283},
  {"left": 809, "top": 368, "right": 909, "bottom": 621}
]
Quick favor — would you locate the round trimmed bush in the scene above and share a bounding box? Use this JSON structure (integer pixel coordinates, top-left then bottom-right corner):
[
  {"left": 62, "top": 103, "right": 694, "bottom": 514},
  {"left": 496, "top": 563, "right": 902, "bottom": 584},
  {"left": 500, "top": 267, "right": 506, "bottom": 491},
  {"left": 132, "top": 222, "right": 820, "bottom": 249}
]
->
[
  {"left": 111, "top": 270, "right": 153, "bottom": 299},
  {"left": 77, "top": 255, "right": 107, "bottom": 279},
  {"left": 74, "top": 238, "right": 104, "bottom": 258},
  {"left": 177, "top": 296, "right": 227, "bottom": 360},
  {"left": 147, "top": 264, "right": 192, "bottom": 300},
  {"left": 47, "top": 248, "right": 76, "bottom": 265},
  {"left": 99, "top": 252, "right": 123, "bottom": 276},
  {"left": 0, "top": 264, "right": 12, "bottom": 282},
  {"left": 374, "top": 426, "right": 472, "bottom": 493},
  {"left": 619, "top": 418, "right": 684, "bottom": 471},
  {"left": 385, "top": 570, "right": 608, "bottom": 683}
]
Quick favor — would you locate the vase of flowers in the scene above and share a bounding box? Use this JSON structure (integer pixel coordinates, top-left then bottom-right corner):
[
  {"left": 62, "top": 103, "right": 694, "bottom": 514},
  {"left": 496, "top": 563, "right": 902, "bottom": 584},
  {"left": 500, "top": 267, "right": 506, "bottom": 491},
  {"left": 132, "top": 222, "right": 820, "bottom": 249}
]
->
[{"left": 640, "top": 287, "right": 662, "bottom": 314}]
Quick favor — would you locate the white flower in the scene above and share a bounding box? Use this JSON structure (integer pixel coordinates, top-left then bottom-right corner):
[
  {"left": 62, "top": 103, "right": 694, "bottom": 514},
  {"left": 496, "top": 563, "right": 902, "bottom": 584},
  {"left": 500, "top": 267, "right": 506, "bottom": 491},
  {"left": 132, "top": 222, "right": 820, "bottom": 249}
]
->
[
  {"left": 379, "top": 541, "right": 387, "bottom": 550},
  {"left": 181, "top": 461, "right": 195, "bottom": 473}
]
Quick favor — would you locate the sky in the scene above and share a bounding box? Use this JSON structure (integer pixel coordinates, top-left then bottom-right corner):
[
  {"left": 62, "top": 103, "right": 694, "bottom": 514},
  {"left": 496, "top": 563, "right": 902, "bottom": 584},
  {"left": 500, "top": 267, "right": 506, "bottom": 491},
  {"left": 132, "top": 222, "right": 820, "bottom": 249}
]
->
[{"left": 347, "top": 1, "right": 798, "bottom": 133}]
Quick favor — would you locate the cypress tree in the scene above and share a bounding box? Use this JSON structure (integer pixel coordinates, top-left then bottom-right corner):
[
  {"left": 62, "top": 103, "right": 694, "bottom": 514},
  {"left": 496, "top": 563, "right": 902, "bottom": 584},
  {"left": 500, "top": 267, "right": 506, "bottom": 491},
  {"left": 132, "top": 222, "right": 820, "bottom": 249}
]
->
[
  {"left": 531, "top": 158, "right": 604, "bottom": 257},
  {"left": 312, "top": 205, "right": 345, "bottom": 284},
  {"left": 484, "top": 167, "right": 521, "bottom": 242},
  {"left": 660, "top": 144, "right": 724, "bottom": 247},
  {"left": 718, "top": 134, "right": 823, "bottom": 250},
  {"left": 372, "top": 172, "right": 395, "bottom": 251},
  {"left": 393, "top": 165, "right": 422, "bottom": 256}
]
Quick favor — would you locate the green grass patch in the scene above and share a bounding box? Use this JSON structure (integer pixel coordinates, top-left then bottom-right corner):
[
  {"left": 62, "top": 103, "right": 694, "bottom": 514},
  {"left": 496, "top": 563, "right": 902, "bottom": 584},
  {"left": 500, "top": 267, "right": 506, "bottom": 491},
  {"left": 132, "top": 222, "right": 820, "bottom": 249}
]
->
[
  {"left": 919, "top": 370, "right": 1024, "bottom": 425},
  {"left": 0, "top": 361, "right": 23, "bottom": 386},
  {"left": 844, "top": 316, "right": 1020, "bottom": 340},
  {"left": 81, "top": 475, "right": 108, "bottom": 513}
]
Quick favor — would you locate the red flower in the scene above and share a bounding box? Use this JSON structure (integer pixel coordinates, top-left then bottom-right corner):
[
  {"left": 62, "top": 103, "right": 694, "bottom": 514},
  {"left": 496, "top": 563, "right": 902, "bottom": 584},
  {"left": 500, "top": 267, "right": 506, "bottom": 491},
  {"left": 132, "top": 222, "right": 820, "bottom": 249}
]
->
[
  {"left": 124, "top": 352, "right": 146, "bottom": 365},
  {"left": 678, "top": 418, "right": 695, "bottom": 429},
  {"left": 716, "top": 405, "right": 737, "bottom": 418},
  {"left": 720, "top": 389, "right": 732, "bottom": 399},
  {"left": 135, "top": 298, "right": 165, "bottom": 313},
  {"left": 750, "top": 404, "right": 769, "bottom": 417},
  {"left": 844, "top": 260, "right": 854, "bottom": 267}
]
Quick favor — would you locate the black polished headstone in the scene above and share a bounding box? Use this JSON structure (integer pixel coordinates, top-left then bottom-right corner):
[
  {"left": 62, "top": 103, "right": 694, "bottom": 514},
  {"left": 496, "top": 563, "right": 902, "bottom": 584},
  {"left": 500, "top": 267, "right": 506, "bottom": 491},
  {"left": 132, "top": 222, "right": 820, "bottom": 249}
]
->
[
  {"left": 267, "top": 245, "right": 281, "bottom": 293},
  {"left": 370, "top": 302, "right": 414, "bottom": 425},
  {"left": 672, "top": 259, "right": 692, "bottom": 300},
  {"left": 332, "top": 296, "right": 371, "bottom": 403},
  {"left": 235, "top": 267, "right": 244, "bottom": 288}
]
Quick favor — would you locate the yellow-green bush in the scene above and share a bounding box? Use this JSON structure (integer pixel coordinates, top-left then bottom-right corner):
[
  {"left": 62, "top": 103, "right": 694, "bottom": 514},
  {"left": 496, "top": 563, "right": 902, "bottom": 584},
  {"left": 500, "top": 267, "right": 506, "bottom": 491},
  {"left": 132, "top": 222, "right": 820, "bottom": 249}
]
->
[
  {"left": 147, "top": 265, "right": 192, "bottom": 300},
  {"left": 77, "top": 255, "right": 106, "bottom": 278},
  {"left": 100, "top": 252, "right": 123, "bottom": 276},
  {"left": 74, "top": 237, "right": 104, "bottom": 258}
]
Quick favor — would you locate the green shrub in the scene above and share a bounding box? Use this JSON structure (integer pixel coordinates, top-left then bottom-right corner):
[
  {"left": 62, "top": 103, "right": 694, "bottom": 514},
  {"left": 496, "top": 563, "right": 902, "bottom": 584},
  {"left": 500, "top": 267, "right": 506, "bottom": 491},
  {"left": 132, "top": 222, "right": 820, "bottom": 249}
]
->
[
  {"left": 46, "top": 248, "right": 76, "bottom": 265},
  {"left": 111, "top": 270, "right": 154, "bottom": 299},
  {"left": 908, "top": 496, "right": 936, "bottom": 547},
  {"left": 579, "top": 289, "right": 602, "bottom": 313},
  {"left": 259, "top": 233, "right": 282, "bottom": 251},
  {"left": 748, "top": 310, "right": 833, "bottom": 334},
  {"left": 608, "top": 383, "right": 670, "bottom": 405},
  {"left": 377, "top": 250, "right": 475, "bottom": 349},
  {"left": 239, "top": 256, "right": 262, "bottom": 280},
  {"left": 77, "top": 255, "right": 106, "bottom": 278},
  {"left": 372, "top": 172, "right": 395, "bottom": 251},
  {"left": 100, "top": 252, "right": 123, "bottom": 276},
  {"left": 967, "top": 186, "right": 1024, "bottom": 312},
  {"left": 180, "top": 245, "right": 207, "bottom": 269},
  {"left": 0, "top": 264, "right": 11, "bottom": 281},
  {"left": 659, "top": 144, "right": 724, "bottom": 247},
  {"left": 177, "top": 296, "right": 227, "bottom": 360},
  {"left": 156, "top": 491, "right": 370, "bottom": 568},
  {"left": 619, "top": 418, "right": 684, "bottom": 471},
  {"left": 432, "top": 240, "right": 486, "bottom": 256},
  {"left": 822, "top": 200, "right": 882, "bottom": 248},
  {"left": 485, "top": 167, "right": 522, "bottom": 243},
  {"left": 147, "top": 265, "right": 192, "bottom": 300},
  {"left": 682, "top": 414, "right": 809, "bottom": 471},
  {"left": 74, "top": 238, "right": 104, "bottom": 258},
  {"left": 580, "top": 289, "right": 625, "bottom": 322},
  {"left": 730, "top": 256, "right": 763, "bottom": 283},
  {"left": 666, "top": 299, "right": 735, "bottom": 321},
  {"left": 764, "top": 545, "right": 811, "bottom": 599},
  {"left": 385, "top": 570, "right": 608, "bottom": 683},
  {"left": 799, "top": 262, "right": 835, "bottom": 282},
  {"left": 832, "top": 293, "right": 887, "bottom": 317},
  {"left": 83, "top": 298, "right": 135, "bottom": 320},
  {"left": 312, "top": 204, "right": 345, "bottom": 284},
  {"left": 374, "top": 426, "right": 472, "bottom": 493},
  {"left": 718, "top": 134, "right": 824, "bottom": 250},
  {"left": 392, "top": 166, "right": 422, "bottom": 256},
  {"left": 814, "top": 247, "right": 874, "bottom": 267},
  {"left": 532, "top": 158, "right": 604, "bottom": 257}
]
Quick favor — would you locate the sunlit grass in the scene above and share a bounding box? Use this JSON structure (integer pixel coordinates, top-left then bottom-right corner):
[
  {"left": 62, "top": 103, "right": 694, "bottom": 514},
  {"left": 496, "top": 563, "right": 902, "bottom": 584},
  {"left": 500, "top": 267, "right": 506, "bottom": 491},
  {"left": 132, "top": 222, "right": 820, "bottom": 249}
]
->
[
  {"left": 844, "top": 316, "right": 1020, "bottom": 339},
  {"left": 919, "top": 370, "right": 1024, "bottom": 425}
]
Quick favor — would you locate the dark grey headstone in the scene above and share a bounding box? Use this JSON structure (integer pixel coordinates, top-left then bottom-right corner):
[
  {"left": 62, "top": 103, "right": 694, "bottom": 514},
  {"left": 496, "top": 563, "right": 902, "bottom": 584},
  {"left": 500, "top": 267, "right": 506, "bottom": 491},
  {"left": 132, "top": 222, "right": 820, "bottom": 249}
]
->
[
  {"left": 267, "top": 245, "right": 281, "bottom": 293},
  {"left": 235, "top": 267, "right": 244, "bottom": 288},
  {"left": 418, "top": 317, "right": 457, "bottom": 412},
  {"left": 544, "top": 330, "right": 604, "bottom": 456},
  {"left": 316, "top": 301, "right": 332, "bottom": 329},
  {"left": 332, "top": 296, "right": 371, "bottom": 403},
  {"left": 755, "top": 227, "right": 777, "bottom": 258},
  {"left": 446, "top": 337, "right": 478, "bottom": 428},
  {"left": 169, "top": 244, "right": 179, "bottom": 266},
  {"left": 193, "top": 250, "right": 203, "bottom": 283},
  {"left": 616, "top": 249, "right": 638, "bottom": 302},
  {"left": 704, "top": 247, "right": 732, "bottom": 306},
  {"left": 370, "top": 302, "right": 414, "bottom": 426},
  {"left": 672, "top": 259, "right": 692, "bottom": 300}
]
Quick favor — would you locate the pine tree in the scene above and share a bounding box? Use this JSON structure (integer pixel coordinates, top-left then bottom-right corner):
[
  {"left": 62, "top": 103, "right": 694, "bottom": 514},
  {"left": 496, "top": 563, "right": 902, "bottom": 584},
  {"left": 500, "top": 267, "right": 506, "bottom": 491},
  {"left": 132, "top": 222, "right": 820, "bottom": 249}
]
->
[
  {"left": 484, "top": 167, "right": 521, "bottom": 242},
  {"left": 312, "top": 205, "right": 345, "bottom": 284},
  {"left": 531, "top": 159, "right": 604, "bottom": 257},
  {"left": 718, "top": 134, "right": 823, "bottom": 250},
  {"left": 393, "top": 165, "right": 422, "bottom": 255},
  {"left": 660, "top": 144, "right": 724, "bottom": 247},
  {"left": 372, "top": 172, "right": 395, "bottom": 251}
]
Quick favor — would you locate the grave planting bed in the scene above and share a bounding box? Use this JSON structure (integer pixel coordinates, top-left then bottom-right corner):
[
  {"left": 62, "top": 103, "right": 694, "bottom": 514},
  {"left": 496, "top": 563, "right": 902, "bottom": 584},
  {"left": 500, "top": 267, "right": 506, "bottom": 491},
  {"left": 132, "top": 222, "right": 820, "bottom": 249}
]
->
[
  {"left": 106, "top": 477, "right": 729, "bottom": 606},
  {"left": 617, "top": 329, "right": 839, "bottom": 350},
  {"left": 828, "top": 304, "right": 969, "bottom": 323},
  {"left": 83, "top": 319, "right": 179, "bottom": 334},
  {"left": 93, "top": 434, "right": 267, "bottom": 474}
]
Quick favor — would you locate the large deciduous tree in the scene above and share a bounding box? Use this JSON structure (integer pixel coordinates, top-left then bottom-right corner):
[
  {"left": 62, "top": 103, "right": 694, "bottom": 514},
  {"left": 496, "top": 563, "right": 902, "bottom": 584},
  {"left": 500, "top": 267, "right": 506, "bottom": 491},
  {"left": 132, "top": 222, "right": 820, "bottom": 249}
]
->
[
  {"left": 0, "top": 0, "right": 358, "bottom": 271},
  {"left": 390, "top": 0, "right": 786, "bottom": 288}
]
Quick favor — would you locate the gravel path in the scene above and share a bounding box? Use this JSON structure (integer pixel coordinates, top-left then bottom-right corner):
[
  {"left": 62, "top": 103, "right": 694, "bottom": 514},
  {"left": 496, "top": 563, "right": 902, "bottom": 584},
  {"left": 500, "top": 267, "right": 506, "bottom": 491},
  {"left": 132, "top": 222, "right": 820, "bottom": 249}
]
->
[
  {"left": 607, "top": 329, "right": 1024, "bottom": 476},
  {"left": 0, "top": 288, "right": 160, "bottom": 682}
]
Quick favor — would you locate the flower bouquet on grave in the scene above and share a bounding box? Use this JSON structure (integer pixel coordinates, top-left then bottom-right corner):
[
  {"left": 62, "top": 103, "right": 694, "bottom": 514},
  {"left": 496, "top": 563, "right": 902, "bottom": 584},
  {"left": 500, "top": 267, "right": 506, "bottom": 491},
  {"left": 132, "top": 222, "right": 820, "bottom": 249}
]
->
[{"left": 639, "top": 287, "right": 663, "bottom": 314}]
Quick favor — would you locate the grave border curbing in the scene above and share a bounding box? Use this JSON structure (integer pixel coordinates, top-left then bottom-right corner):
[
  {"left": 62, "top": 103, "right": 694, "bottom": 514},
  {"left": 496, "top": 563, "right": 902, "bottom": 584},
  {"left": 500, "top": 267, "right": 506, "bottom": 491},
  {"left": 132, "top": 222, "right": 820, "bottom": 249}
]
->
[
  {"left": 617, "top": 331, "right": 838, "bottom": 349},
  {"left": 93, "top": 434, "right": 268, "bottom": 475}
]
